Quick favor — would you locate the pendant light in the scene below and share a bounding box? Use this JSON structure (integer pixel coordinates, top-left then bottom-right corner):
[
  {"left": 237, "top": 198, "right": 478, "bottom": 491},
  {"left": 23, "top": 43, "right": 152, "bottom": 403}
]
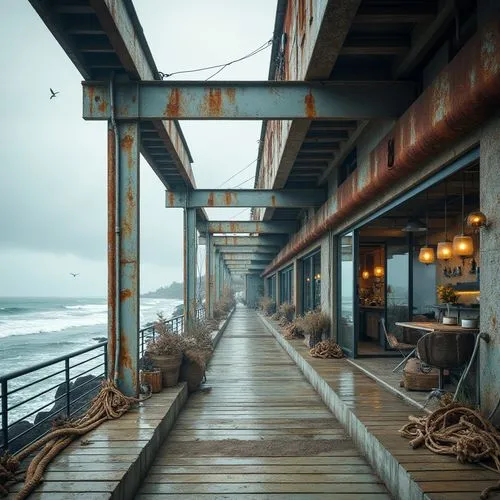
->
[
  {"left": 419, "top": 192, "right": 435, "bottom": 264},
  {"left": 361, "top": 251, "right": 370, "bottom": 280},
  {"left": 373, "top": 249, "right": 384, "bottom": 277},
  {"left": 453, "top": 173, "right": 474, "bottom": 258},
  {"left": 437, "top": 182, "right": 453, "bottom": 260}
]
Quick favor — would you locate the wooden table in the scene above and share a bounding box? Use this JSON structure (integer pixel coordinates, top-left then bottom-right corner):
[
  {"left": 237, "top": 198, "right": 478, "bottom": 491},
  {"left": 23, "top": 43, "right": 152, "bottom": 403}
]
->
[{"left": 395, "top": 321, "right": 479, "bottom": 334}]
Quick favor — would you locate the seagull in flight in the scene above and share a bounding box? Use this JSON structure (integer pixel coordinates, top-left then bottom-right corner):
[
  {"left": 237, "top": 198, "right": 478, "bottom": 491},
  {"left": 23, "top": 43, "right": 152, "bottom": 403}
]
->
[
  {"left": 70, "top": 273, "right": 80, "bottom": 278},
  {"left": 50, "top": 88, "right": 60, "bottom": 99}
]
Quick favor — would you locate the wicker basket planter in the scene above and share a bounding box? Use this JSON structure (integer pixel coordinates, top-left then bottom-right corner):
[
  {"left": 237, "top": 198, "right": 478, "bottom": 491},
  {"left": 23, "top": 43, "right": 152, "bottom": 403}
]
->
[
  {"left": 179, "top": 358, "right": 205, "bottom": 393},
  {"left": 403, "top": 358, "right": 439, "bottom": 391},
  {"left": 140, "top": 369, "right": 162, "bottom": 393},
  {"left": 148, "top": 353, "right": 182, "bottom": 388}
]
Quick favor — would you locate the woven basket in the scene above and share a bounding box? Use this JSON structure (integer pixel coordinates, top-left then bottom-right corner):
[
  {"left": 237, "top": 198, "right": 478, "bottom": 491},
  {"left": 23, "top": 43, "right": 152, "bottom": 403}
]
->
[
  {"left": 140, "top": 369, "right": 162, "bottom": 393},
  {"left": 179, "top": 358, "right": 205, "bottom": 393},
  {"left": 403, "top": 358, "right": 439, "bottom": 391},
  {"left": 148, "top": 353, "right": 182, "bottom": 388}
]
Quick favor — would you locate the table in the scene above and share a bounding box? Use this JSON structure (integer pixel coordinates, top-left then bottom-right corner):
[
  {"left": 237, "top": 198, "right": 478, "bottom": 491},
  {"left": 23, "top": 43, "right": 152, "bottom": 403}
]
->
[{"left": 395, "top": 321, "right": 479, "bottom": 334}]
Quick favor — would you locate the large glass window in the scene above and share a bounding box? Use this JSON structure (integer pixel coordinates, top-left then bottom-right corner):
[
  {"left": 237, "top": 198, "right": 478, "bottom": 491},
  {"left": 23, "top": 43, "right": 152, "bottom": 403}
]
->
[
  {"left": 280, "top": 266, "right": 294, "bottom": 304},
  {"left": 267, "top": 275, "right": 277, "bottom": 303},
  {"left": 302, "top": 251, "right": 321, "bottom": 312}
]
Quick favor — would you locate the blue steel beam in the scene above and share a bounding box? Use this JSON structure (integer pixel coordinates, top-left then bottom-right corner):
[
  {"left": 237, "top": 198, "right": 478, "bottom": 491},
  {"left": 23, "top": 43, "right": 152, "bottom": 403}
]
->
[
  {"left": 166, "top": 189, "right": 324, "bottom": 209},
  {"left": 82, "top": 80, "right": 415, "bottom": 120},
  {"left": 212, "top": 236, "right": 285, "bottom": 247},
  {"left": 109, "top": 121, "right": 140, "bottom": 398},
  {"left": 217, "top": 247, "right": 279, "bottom": 254},
  {"left": 223, "top": 254, "right": 273, "bottom": 261},
  {"left": 200, "top": 221, "right": 298, "bottom": 234},
  {"left": 184, "top": 208, "right": 197, "bottom": 325}
]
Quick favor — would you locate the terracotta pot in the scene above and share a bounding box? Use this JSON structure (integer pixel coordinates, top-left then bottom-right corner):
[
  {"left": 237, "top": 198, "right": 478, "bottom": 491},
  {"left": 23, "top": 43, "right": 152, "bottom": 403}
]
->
[
  {"left": 140, "top": 369, "right": 162, "bottom": 393},
  {"left": 148, "top": 353, "right": 182, "bottom": 387}
]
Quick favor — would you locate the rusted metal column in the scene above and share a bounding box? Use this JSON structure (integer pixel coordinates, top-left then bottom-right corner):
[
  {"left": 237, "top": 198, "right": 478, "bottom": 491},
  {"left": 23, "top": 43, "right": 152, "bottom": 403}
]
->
[
  {"left": 184, "top": 207, "right": 197, "bottom": 327},
  {"left": 205, "top": 232, "right": 213, "bottom": 318},
  {"left": 214, "top": 250, "right": 220, "bottom": 302},
  {"left": 107, "top": 120, "right": 140, "bottom": 397}
]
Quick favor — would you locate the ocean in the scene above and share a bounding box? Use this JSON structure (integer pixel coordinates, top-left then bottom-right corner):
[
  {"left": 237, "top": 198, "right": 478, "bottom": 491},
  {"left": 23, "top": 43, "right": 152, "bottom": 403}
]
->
[{"left": 0, "top": 296, "right": 182, "bottom": 426}]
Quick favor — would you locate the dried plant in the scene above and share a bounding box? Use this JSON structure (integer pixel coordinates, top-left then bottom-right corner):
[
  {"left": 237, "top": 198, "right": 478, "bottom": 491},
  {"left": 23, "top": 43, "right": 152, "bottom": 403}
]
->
[
  {"left": 300, "top": 310, "right": 330, "bottom": 347},
  {"left": 146, "top": 313, "right": 183, "bottom": 356},
  {"left": 278, "top": 303, "right": 295, "bottom": 324},
  {"left": 183, "top": 321, "right": 214, "bottom": 352},
  {"left": 259, "top": 296, "right": 276, "bottom": 316},
  {"left": 282, "top": 315, "right": 305, "bottom": 339}
]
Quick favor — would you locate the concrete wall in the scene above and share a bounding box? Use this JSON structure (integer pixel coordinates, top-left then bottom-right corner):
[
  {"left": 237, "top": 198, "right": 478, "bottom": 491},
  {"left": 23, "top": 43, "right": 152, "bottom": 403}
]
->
[{"left": 479, "top": 113, "right": 500, "bottom": 422}]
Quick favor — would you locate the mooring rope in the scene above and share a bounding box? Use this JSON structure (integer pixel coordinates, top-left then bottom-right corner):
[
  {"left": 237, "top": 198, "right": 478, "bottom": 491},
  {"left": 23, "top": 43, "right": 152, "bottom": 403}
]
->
[
  {"left": 309, "top": 339, "right": 344, "bottom": 359},
  {"left": 1, "top": 380, "right": 145, "bottom": 499},
  {"left": 399, "top": 403, "right": 500, "bottom": 499}
]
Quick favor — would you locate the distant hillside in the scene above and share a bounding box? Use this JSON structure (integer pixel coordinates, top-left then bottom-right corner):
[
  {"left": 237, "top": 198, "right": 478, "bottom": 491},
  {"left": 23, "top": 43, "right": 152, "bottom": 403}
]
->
[{"left": 142, "top": 281, "right": 183, "bottom": 299}]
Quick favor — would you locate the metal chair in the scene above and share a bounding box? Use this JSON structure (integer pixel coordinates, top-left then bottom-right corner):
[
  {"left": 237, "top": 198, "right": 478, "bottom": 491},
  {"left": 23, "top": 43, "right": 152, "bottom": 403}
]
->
[
  {"left": 380, "top": 318, "right": 417, "bottom": 372},
  {"left": 417, "top": 331, "right": 476, "bottom": 390}
]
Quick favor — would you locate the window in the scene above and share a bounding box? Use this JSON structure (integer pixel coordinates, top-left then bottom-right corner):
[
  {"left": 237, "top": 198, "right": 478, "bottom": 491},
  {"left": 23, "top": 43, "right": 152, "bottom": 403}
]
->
[
  {"left": 267, "top": 275, "right": 277, "bottom": 302},
  {"left": 302, "top": 251, "right": 321, "bottom": 312},
  {"left": 280, "top": 266, "right": 294, "bottom": 304}
]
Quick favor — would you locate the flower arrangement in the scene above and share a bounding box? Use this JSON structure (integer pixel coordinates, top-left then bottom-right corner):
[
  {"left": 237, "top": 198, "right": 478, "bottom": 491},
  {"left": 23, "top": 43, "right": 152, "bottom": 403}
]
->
[{"left": 437, "top": 285, "right": 458, "bottom": 304}]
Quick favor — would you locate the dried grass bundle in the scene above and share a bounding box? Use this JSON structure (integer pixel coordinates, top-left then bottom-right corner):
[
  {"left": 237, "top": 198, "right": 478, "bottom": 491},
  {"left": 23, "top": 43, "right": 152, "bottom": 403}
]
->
[
  {"left": 278, "top": 303, "right": 295, "bottom": 324},
  {"left": 259, "top": 296, "right": 276, "bottom": 316},
  {"left": 146, "top": 313, "right": 183, "bottom": 356}
]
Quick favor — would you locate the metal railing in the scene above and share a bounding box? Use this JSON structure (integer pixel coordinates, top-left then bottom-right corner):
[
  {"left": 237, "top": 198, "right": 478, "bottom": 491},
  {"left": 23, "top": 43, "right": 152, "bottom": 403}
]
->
[
  {"left": 0, "top": 342, "right": 107, "bottom": 454},
  {"left": 1, "top": 305, "right": 207, "bottom": 453}
]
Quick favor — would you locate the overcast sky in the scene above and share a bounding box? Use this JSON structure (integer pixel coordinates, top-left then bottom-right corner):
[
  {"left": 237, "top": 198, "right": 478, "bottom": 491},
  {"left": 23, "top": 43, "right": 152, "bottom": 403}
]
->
[{"left": 0, "top": 0, "right": 276, "bottom": 297}]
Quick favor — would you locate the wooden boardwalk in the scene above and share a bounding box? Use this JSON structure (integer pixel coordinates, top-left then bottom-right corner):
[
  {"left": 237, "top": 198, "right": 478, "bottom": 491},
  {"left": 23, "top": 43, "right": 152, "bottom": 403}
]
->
[{"left": 138, "top": 308, "right": 390, "bottom": 499}]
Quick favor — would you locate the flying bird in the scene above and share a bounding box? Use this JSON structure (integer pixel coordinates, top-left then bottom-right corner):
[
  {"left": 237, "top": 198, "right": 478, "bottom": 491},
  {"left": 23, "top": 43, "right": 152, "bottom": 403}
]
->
[
  {"left": 50, "top": 88, "right": 60, "bottom": 99},
  {"left": 70, "top": 273, "right": 80, "bottom": 278}
]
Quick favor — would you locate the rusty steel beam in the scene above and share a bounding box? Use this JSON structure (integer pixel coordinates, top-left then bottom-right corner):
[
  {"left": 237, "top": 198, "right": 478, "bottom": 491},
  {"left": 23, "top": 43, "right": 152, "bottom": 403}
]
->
[
  {"left": 183, "top": 208, "right": 197, "bottom": 326},
  {"left": 201, "top": 220, "right": 298, "bottom": 234},
  {"left": 217, "top": 247, "right": 279, "bottom": 255},
  {"left": 165, "top": 189, "right": 325, "bottom": 209},
  {"left": 107, "top": 121, "right": 140, "bottom": 397},
  {"left": 223, "top": 254, "right": 273, "bottom": 262},
  {"left": 82, "top": 80, "right": 416, "bottom": 121},
  {"left": 212, "top": 236, "right": 285, "bottom": 247}
]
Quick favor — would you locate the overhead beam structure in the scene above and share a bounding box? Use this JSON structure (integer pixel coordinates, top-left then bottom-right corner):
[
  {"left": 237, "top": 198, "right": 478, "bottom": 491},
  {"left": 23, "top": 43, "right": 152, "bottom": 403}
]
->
[
  {"left": 201, "top": 221, "right": 298, "bottom": 234},
  {"left": 223, "top": 254, "right": 273, "bottom": 262},
  {"left": 212, "top": 236, "right": 285, "bottom": 247},
  {"left": 166, "top": 189, "right": 325, "bottom": 209},
  {"left": 217, "top": 247, "right": 279, "bottom": 254},
  {"left": 83, "top": 80, "right": 416, "bottom": 121}
]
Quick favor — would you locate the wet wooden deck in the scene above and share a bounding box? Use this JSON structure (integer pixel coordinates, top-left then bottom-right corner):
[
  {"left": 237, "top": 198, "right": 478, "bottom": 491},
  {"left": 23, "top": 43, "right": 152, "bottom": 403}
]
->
[
  {"left": 138, "top": 308, "right": 390, "bottom": 499},
  {"left": 261, "top": 314, "right": 499, "bottom": 500}
]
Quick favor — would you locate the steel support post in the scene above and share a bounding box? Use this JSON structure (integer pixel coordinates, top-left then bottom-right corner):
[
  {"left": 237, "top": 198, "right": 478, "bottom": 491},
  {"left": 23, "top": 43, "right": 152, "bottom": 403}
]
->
[
  {"left": 205, "top": 232, "right": 214, "bottom": 318},
  {"left": 275, "top": 271, "right": 281, "bottom": 309},
  {"left": 214, "top": 250, "right": 221, "bottom": 301},
  {"left": 184, "top": 207, "right": 197, "bottom": 326},
  {"left": 107, "top": 120, "right": 140, "bottom": 397}
]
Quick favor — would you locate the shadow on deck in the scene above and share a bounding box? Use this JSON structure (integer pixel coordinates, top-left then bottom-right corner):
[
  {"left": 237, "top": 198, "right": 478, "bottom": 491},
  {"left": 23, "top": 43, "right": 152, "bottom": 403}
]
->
[{"left": 11, "top": 307, "right": 495, "bottom": 499}]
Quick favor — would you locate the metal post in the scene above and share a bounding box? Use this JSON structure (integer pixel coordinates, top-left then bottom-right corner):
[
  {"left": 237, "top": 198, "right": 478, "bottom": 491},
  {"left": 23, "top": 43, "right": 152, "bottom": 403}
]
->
[
  {"left": 107, "top": 119, "right": 140, "bottom": 397},
  {"left": 205, "top": 232, "right": 212, "bottom": 318},
  {"left": 65, "top": 358, "right": 71, "bottom": 418},
  {"left": 214, "top": 250, "right": 220, "bottom": 301},
  {"left": 184, "top": 207, "right": 197, "bottom": 327},
  {"left": 1, "top": 380, "right": 8, "bottom": 451}
]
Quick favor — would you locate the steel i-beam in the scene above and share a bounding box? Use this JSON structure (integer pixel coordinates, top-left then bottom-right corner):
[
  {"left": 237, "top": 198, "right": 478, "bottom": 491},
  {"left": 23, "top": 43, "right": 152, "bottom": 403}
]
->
[
  {"left": 108, "top": 121, "right": 140, "bottom": 397},
  {"left": 83, "top": 80, "right": 416, "bottom": 120},
  {"left": 200, "top": 221, "right": 298, "bottom": 234},
  {"left": 184, "top": 208, "right": 197, "bottom": 325}
]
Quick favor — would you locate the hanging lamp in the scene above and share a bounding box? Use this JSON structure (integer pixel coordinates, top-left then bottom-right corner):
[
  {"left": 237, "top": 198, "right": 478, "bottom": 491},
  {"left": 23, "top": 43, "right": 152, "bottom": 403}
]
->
[
  {"left": 437, "top": 182, "right": 453, "bottom": 260},
  {"left": 453, "top": 173, "right": 474, "bottom": 258},
  {"left": 361, "top": 251, "right": 370, "bottom": 280},
  {"left": 373, "top": 249, "right": 384, "bottom": 277},
  {"left": 419, "top": 192, "right": 435, "bottom": 264}
]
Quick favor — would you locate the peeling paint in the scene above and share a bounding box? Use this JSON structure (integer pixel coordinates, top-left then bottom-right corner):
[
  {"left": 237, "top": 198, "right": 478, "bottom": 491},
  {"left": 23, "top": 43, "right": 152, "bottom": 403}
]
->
[{"left": 165, "top": 88, "right": 182, "bottom": 117}]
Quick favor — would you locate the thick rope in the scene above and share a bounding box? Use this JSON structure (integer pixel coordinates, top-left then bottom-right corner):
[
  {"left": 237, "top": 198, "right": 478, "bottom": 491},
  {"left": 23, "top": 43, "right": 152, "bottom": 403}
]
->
[
  {"left": 399, "top": 403, "right": 500, "bottom": 499},
  {"left": 1, "top": 380, "right": 143, "bottom": 499},
  {"left": 309, "top": 339, "right": 344, "bottom": 359}
]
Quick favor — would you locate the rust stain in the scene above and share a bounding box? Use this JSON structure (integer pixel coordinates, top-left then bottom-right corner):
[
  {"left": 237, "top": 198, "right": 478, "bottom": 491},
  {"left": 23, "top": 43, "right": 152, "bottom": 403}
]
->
[
  {"left": 167, "top": 191, "right": 175, "bottom": 208},
  {"left": 121, "top": 134, "right": 134, "bottom": 154},
  {"left": 165, "top": 88, "right": 182, "bottom": 117},
  {"left": 98, "top": 99, "right": 107, "bottom": 114},
  {"left": 204, "top": 88, "right": 223, "bottom": 117},
  {"left": 118, "top": 335, "right": 138, "bottom": 393},
  {"left": 225, "top": 87, "right": 236, "bottom": 104},
  {"left": 230, "top": 222, "right": 237, "bottom": 233},
  {"left": 305, "top": 91, "right": 316, "bottom": 118},
  {"left": 224, "top": 191, "right": 232, "bottom": 206},
  {"left": 207, "top": 192, "right": 215, "bottom": 207},
  {"left": 120, "top": 288, "right": 132, "bottom": 301},
  {"left": 88, "top": 86, "right": 95, "bottom": 116},
  {"left": 271, "top": 195, "right": 277, "bottom": 207},
  {"left": 298, "top": 0, "right": 306, "bottom": 33}
]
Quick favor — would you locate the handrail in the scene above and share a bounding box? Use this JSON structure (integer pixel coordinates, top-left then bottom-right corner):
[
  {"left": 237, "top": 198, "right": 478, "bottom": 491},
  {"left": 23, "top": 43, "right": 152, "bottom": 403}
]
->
[{"left": 1, "top": 305, "right": 206, "bottom": 453}]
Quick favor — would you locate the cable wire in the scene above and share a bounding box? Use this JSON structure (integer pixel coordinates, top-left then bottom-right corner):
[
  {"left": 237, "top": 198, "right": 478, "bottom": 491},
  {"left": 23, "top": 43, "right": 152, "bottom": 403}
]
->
[
  {"left": 158, "top": 39, "right": 273, "bottom": 80},
  {"left": 217, "top": 159, "right": 257, "bottom": 188},
  {"left": 229, "top": 208, "right": 250, "bottom": 220},
  {"left": 233, "top": 175, "right": 255, "bottom": 189}
]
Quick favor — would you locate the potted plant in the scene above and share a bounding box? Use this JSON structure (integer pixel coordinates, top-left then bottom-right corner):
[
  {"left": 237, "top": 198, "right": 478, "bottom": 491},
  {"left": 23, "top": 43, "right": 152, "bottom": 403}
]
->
[
  {"left": 437, "top": 285, "right": 458, "bottom": 324},
  {"left": 140, "top": 356, "right": 162, "bottom": 393},
  {"left": 179, "top": 321, "right": 214, "bottom": 392},
  {"left": 146, "top": 313, "right": 183, "bottom": 387},
  {"left": 300, "top": 309, "right": 331, "bottom": 347}
]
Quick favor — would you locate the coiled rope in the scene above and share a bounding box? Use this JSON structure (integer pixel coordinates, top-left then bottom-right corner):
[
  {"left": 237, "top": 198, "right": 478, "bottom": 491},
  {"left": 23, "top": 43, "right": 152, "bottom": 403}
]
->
[
  {"left": 1, "top": 380, "right": 143, "bottom": 499},
  {"left": 309, "top": 339, "right": 344, "bottom": 359},
  {"left": 399, "top": 403, "right": 500, "bottom": 499}
]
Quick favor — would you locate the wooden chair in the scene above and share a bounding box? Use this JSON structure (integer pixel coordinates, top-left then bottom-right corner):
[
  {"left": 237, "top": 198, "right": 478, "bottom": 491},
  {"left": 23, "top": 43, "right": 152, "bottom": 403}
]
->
[
  {"left": 417, "top": 331, "right": 476, "bottom": 389},
  {"left": 380, "top": 318, "right": 417, "bottom": 372}
]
